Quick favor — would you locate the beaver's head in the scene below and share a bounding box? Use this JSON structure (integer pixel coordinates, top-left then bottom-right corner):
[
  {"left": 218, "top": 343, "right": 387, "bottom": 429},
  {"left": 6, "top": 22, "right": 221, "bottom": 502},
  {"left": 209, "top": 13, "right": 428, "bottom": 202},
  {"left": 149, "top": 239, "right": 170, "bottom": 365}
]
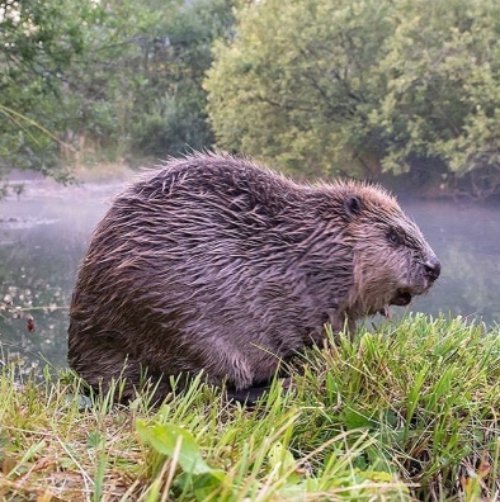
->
[{"left": 340, "top": 183, "right": 440, "bottom": 318}]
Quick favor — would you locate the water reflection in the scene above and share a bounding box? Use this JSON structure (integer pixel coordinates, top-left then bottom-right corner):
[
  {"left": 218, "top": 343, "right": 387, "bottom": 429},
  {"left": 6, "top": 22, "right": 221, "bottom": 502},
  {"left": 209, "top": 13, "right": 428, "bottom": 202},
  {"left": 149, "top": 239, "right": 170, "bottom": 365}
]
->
[
  {"left": 1, "top": 182, "right": 499, "bottom": 368},
  {"left": 0, "top": 182, "right": 121, "bottom": 368},
  {"left": 404, "top": 201, "right": 500, "bottom": 324}
]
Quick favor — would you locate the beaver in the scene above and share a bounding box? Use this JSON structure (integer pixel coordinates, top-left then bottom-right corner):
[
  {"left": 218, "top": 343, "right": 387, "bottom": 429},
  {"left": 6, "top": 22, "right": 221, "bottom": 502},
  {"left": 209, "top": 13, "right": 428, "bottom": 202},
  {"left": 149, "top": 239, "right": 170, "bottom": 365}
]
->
[{"left": 68, "top": 153, "right": 440, "bottom": 402}]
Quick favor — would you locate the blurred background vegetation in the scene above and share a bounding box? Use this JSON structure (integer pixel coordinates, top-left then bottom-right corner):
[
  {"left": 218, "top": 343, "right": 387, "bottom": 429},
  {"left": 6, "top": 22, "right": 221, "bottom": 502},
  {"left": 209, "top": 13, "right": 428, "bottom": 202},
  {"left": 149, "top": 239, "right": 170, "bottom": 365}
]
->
[{"left": 1, "top": 0, "right": 499, "bottom": 198}]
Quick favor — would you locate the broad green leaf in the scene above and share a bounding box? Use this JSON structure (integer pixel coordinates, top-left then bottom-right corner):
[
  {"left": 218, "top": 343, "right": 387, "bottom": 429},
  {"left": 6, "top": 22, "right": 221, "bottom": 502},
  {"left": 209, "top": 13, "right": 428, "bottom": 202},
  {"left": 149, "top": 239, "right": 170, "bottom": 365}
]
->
[{"left": 136, "top": 420, "right": 211, "bottom": 475}]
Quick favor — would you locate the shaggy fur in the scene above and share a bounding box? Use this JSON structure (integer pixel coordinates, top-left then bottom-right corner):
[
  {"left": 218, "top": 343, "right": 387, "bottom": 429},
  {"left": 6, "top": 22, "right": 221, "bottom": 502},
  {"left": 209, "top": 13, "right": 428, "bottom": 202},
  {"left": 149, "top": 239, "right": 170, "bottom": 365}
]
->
[{"left": 68, "top": 153, "right": 440, "bottom": 400}]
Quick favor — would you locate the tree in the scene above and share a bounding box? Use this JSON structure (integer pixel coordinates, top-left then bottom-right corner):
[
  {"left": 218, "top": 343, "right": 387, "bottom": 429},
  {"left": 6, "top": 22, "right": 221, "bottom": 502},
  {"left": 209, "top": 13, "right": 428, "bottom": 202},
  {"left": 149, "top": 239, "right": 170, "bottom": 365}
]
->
[
  {"left": 205, "top": 0, "right": 499, "bottom": 196},
  {"left": 373, "top": 0, "right": 500, "bottom": 197},
  {"left": 206, "top": 0, "right": 392, "bottom": 178},
  {"left": 0, "top": 0, "right": 235, "bottom": 177},
  {"left": 0, "top": 0, "right": 90, "bottom": 177},
  {"left": 124, "top": 0, "right": 235, "bottom": 157}
]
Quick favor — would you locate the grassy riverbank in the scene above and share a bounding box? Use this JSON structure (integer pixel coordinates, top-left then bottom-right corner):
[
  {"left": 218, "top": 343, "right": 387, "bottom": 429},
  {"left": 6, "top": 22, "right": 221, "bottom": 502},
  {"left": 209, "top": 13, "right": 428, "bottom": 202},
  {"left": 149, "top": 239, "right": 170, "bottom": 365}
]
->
[{"left": 0, "top": 315, "right": 498, "bottom": 501}]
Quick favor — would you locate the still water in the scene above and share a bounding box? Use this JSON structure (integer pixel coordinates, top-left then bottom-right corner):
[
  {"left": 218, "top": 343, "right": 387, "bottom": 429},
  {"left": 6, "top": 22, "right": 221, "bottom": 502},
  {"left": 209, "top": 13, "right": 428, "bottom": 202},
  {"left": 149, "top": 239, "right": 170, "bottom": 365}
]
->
[{"left": 1, "top": 178, "right": 499, "bottom": 368}]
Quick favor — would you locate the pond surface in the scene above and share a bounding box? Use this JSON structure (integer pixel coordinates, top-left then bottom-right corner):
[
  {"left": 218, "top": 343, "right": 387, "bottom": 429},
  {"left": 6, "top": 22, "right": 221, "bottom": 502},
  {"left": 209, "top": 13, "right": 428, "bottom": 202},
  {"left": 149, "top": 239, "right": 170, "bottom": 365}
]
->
[{"left": 1, "top": 178, "right": 499, "bottom": 368}]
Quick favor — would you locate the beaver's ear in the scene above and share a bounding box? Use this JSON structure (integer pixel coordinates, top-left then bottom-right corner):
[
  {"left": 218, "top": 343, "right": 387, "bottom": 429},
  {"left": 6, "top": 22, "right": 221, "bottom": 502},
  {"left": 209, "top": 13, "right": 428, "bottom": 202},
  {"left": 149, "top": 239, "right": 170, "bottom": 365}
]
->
[{"left": 344, "top": 195, "right": 363, "bottom": 218}]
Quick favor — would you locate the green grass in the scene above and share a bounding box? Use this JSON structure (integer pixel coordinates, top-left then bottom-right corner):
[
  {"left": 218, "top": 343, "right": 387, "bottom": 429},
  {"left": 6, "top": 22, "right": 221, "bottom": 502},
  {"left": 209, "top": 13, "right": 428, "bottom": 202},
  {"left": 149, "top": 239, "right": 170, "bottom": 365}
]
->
[{"left": 0, "top": 315, "right": 498, "bottom": 501}]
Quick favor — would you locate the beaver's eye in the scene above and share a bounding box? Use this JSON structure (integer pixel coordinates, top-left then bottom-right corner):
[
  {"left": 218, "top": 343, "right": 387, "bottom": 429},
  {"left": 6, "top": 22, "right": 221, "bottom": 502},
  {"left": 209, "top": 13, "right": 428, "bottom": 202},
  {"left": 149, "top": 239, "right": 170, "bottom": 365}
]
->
[{"left": 387, "top": 229, "right": 401, "bottom": 245}]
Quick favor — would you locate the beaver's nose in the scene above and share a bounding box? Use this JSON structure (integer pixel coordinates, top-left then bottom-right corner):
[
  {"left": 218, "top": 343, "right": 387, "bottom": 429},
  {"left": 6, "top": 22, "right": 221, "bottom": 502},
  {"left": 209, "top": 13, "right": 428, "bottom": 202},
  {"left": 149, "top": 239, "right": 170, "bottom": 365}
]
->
[{"left": 424, "top": 257, "right": 441, "bottom": 282}]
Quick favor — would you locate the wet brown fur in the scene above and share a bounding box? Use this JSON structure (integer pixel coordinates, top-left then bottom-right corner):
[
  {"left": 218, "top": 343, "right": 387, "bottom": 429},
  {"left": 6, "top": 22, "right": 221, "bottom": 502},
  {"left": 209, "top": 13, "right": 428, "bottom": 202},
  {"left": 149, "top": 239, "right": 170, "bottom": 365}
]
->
[{"left": 68, "top": 153, "right": 439, "bottom": 400}]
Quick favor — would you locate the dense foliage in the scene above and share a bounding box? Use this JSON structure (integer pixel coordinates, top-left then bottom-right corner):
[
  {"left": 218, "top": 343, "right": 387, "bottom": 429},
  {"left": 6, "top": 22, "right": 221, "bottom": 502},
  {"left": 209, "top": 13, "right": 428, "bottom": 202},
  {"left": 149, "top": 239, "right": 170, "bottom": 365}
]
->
[
  {"left": 0, "top": 0, "right": 234, "bottom": 175},
  {"left": 206, "top": 0, "right": 500, "bottom": 197},
  {"left": 1, "top": 0, "right": 499, "bottom": 197},
  {"left": 0, "top": 0, "right": 87, "bottom": 177}
]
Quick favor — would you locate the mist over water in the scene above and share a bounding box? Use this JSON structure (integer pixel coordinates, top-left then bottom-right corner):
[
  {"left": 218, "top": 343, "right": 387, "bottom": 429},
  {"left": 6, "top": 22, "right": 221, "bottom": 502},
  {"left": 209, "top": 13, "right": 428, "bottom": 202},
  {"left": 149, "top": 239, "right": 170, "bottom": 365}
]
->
[
  {"left": 1, "top": 179, "right": 499, "bottom": 368},
  {"left": 400, "top": 200, "right": 500, "bottom": 324},
  {"left": 0, "top": 180, "right": 123, "bottom": 369}
]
